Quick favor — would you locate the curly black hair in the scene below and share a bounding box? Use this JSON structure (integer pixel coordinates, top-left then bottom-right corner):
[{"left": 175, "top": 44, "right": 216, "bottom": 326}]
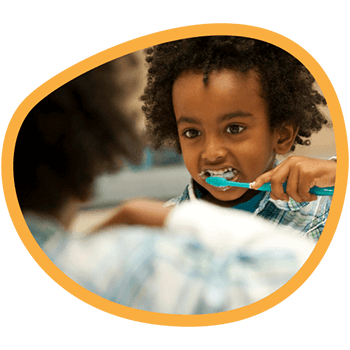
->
[
  {"left": 141, "top": 36, "right": 329, "bottom": 153},
  {"left": 14, "top": 54, "right": 142, "bottom": 214}
]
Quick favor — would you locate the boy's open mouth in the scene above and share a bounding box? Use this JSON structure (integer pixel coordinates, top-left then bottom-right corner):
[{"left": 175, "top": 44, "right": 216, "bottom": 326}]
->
[{"left": 199, "top": 167, "right": 238, "bottom": 181}]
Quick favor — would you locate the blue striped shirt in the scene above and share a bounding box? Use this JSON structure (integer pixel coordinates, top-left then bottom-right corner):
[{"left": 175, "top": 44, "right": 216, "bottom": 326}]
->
[{"left": 24, "top": 201, "right": 314, "bottom": 314}]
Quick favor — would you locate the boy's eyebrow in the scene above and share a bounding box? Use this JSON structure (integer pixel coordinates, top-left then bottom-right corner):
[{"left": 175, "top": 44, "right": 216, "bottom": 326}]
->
[
  {"left": 176, "top": 112, "right": 254, "bottom": 125},
  {"left": 220, "top": 112, "right": 254, "bottom": 122},
  {"left": 176, "top": 117, "right": 201, "bottom": 125}
]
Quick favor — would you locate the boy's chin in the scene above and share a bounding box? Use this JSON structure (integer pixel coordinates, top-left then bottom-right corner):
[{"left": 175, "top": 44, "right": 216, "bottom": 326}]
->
[{"left": 205, "top": 186, "right": 249, "bottom": 205}]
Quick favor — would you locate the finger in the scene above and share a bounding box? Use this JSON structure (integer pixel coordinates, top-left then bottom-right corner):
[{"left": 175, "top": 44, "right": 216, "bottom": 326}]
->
[
  {"left": 285, "top": 169, "right": 317, "bottom": 202},
  {"left": 297, "top": 172, "right": 318, "bottom": 202},
  {"left": 269, "top": 192, "right": 281, "bottom": 201},
  {"left": 250, "top": 170, "right": 274, "bottom": 190},
  {"left": 269, "top": 166, "right": 290, "bottom": 201},
  {"left": 270, "top": 181, "right": 289, "bottom": 201},
  {"left": 285, "top": 167, "right": 304, "bottom": 203}
]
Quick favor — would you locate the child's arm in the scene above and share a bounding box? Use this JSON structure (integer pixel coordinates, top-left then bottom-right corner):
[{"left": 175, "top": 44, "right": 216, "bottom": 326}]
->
[
  {"left": 251, "top": 156, "right": 336, "bottom": 202},
  {"left": 89, "top": 199, "right": 172, "bottom": 232}
]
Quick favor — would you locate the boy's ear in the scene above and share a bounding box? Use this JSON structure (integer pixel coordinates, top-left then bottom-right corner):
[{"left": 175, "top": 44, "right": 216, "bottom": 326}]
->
[{"left": 274, "top": 123, "right": 299, "bottom": 155}]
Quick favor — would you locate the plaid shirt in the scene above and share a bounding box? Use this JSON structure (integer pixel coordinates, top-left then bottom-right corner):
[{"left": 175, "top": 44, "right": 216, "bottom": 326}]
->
[
  {"left": 24, "top": 201, "right": 314, "bottom": 314},
  {"left": 165, "top": 178, "right": 332, "bottom": 242}
]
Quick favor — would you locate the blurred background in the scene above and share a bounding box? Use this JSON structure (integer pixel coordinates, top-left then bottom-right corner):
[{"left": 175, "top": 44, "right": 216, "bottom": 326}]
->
[
  {"left": 82, "top": 50, "right": 190, "bottom": 210},
  {"left": 72, "top": 49, "right": 337, "bottom": 232}
]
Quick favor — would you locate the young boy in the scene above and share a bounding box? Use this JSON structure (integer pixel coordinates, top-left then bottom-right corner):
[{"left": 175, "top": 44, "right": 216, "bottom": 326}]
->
[{"left": 141, "top": 36, "right": 336, "bottom": 241}]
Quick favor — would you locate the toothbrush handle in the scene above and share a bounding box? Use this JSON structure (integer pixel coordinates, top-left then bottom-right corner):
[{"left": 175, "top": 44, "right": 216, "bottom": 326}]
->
[
  {"left": 309, "top": 186, "right": 334, "bottom": 196},
  {"left": 257, "top": 182, "right": 334, "bottom": 196}
]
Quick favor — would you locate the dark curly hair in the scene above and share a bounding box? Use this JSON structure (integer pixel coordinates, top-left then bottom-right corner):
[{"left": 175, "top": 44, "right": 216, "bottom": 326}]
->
[
  {"left": 14, "top": 54, "right": 142, "bottom": 214},
  {"left": 141, "top": 36, "right": 329, "bottom": 153}
]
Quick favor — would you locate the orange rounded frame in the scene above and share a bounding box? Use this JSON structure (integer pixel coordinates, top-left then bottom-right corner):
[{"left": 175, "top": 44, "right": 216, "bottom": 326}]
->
[{"left": 2, "top": 24, "right": 348, "bottom": 327}]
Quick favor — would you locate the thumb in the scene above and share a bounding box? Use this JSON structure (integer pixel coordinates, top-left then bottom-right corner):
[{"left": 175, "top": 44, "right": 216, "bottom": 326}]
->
[{"left": 250, "top": 171, "right": 273, "bottom": 190}]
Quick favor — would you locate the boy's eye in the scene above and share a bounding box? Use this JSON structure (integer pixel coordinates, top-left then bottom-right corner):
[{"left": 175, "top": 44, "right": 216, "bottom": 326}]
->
[
  {"left": 183, "top": 129, "right": 201, "bottom": 138},
  {"left": 226, "top": 124, "right": 245, "bottom": 134}
]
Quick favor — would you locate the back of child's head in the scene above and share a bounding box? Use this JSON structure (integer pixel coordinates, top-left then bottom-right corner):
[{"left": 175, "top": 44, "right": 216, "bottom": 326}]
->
[
  {"left": 141, "top": 36, "right": 329, "bottom": 153},
  {"left": 14, "top": 55, "right": 142, "bottom": 215}
]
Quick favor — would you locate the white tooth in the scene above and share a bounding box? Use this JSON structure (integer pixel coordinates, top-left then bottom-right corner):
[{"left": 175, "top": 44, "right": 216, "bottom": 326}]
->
[
  {"left": 199, "top": 167, "right": 237, "bottom": 179},
  {"left": 211, "top": 168, "right": 230, "bottom": 175}
]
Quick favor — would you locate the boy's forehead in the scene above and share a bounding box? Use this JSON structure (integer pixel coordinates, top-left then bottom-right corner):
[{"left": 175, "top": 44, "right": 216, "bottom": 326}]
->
[
  {"left": 172, "top": 68, "right": 268, "bottom": 123},
  {"left": 173, "top": 68, "right": 263, "bottom": 101}
]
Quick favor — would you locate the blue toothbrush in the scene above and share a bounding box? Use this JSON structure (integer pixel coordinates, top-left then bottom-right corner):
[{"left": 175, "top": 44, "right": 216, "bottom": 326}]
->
[{"left": 206, "top": 177, "right": 334, "bottom": 196}]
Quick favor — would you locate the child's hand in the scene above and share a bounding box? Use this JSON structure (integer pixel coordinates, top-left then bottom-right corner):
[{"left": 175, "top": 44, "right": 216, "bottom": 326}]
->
[
  {"left": 251, "top": 157, "right": 336, "bottom": 202},
  {"left": 90, "top": 199, "right": 171, "bottom": 233}
]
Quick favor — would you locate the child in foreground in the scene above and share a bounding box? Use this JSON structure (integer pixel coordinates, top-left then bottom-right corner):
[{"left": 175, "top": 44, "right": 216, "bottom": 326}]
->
[{"left": 141, "top": 36, "right": 336, "bottom": 241}]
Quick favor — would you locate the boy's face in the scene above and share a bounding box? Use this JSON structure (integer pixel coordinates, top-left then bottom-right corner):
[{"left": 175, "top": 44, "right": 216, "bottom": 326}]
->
[{"left": 172, "top": 68, "right": 283, "bottom": 204}]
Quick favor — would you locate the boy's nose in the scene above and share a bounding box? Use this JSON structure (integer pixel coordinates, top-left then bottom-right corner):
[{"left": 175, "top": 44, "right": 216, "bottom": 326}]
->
[{"left": 202, "top": 138, "right": 227, "bottom": 163}]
